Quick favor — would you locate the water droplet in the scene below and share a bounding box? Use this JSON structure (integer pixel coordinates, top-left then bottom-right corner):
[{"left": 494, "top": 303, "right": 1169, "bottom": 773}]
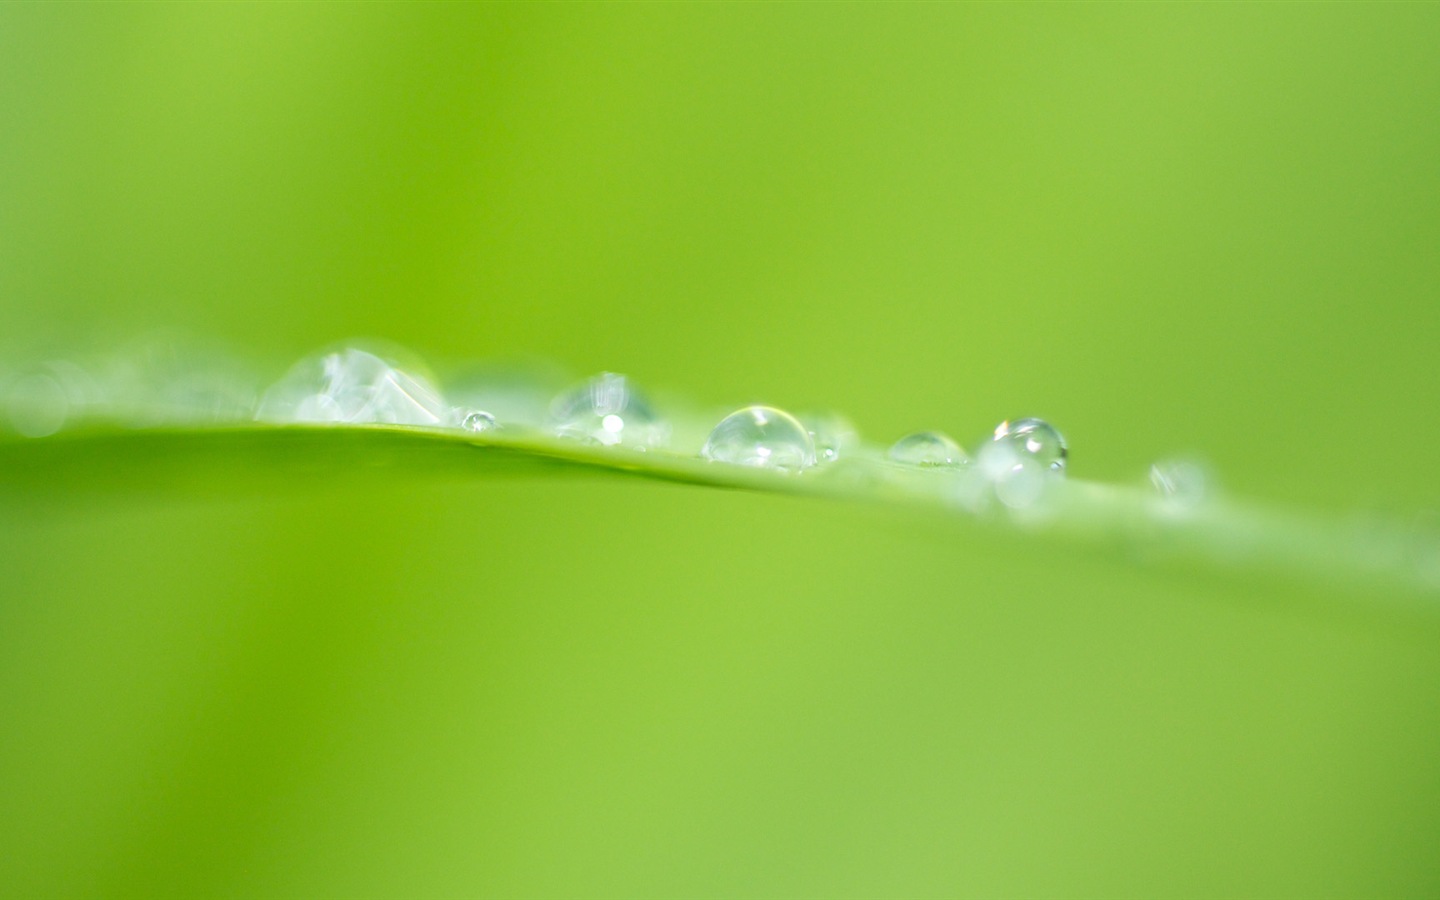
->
[
  {"left": 992, "top": 417, "right": 1067, "bottom": 473},
  {"left": 801, "top": 411, "right": 859, "bottom": 464},
  {"left": 459, "top": 409, "right": 498, "bottom": 433},
  {"left": 702, "top": 405, "right": 815, "bottom": 472},
  {"left": 256, "top": 346, "right": 451, "bottom": 426},
  {"left": 2, "top": 360, "right": 103, "bottom": 437},
  {"left": 993, "top": 456, "right": 1050, "bottom": 510},
  {"left": 446, "top": 359, "right": 567, "bottom": 431},
  {"left": 550, "top": 373, "right": 667, "bottom": 449},
  {"left": 888, "top": 431, "right": 968, "bottom": 467},
  {"left": 5, "top": 372, "right": 69, "bottom": 437},
  {"left": 971, "top": 438, "right": 1055, "bottom": 511},
  {"left": 1149, "top": 459, "right": 1210, "bottom": 508}
]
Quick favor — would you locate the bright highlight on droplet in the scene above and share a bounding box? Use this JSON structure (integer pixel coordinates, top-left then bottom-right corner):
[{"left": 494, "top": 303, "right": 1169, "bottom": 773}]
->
[
  {"left": 702, "top": 405, "right": 815, "bottom": 472},
  {"left": 550, "top": 372, "right": 667, "bottom": 449},
  {"left": 888, "top": 431, "right": 968, "bottom": 467},
  {"left": 993, "top": 417, "right": 1067, "bottom": 473}
]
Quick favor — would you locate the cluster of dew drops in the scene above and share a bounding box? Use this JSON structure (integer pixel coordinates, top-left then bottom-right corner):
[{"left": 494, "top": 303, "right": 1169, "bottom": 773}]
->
[
  {"left": 249, "top": 345, "right": 1082, "bottom": 512},
  {"left": 0, "top": 341, "right": 1209, "bottom": 512},
  {"left": 13, "top": 341, "right": 1440, "bottom": 591}
]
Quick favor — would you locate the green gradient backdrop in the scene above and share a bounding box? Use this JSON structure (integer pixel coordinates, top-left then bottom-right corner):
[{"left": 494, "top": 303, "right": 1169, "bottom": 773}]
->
[{"left": 3, "top": 4, "right": 1439, "bottom": 897}]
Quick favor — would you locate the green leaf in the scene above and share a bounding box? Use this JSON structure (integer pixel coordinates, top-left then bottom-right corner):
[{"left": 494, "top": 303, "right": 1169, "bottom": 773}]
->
[{"left": 4, "top": 424, "right": 1435, "bottom": 610}]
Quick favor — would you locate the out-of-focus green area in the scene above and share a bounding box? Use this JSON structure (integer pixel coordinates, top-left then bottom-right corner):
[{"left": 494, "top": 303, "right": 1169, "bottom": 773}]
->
[{"left": 2, "top": 4, "right": 1439, "bottom": 896}]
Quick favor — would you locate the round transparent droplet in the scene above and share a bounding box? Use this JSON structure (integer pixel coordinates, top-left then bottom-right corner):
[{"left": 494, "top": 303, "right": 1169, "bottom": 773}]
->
[
  {"left": 257, "top": 346, "right": 451, "bottom": 427},
  {"left": 2, "top": 360, "right": 105, "bottom": 437},
  {"left": 993, "top": 417, "right": 1067, "bottom": 473},
  {"left": 702, "top": 405, "right": 815, "bottom": 472},
  {"left": 888, "top": 431, "right": 969, "bottom": 467},
  {"left": 994, "top": 456, "right": 1050, "bottom": 510},
  {"left": 459, "top": 409, "right": 498, "bottom": 433},
  {"left": 5, "top": 372, "right": 69, "bottom": 437},
  {"left": 971, "top": 440, "right": 1055, "bottom": 513},
  {"left": 801, "top": 411, "right": 859, "bottom": 464},
  {"left": 1149, "top": 459, "right": 1210, "bottom": 508},
  {"left": 550, "top": 372, "right": 667, "bottom": 449}
]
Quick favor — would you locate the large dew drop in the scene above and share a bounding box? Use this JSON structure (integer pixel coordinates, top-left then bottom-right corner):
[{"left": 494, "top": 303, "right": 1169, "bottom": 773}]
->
[
  {"left": 702, "top": 405, "right": 815, "bottom": 472},
  {"left": 256, "top": 346, "right": 451, "bottom": 427},
  {"left": 550, "top": 372, "right": 667, "bottom": 449},
  {"left": 888, "top": 431, "right": 968, "bottom": 467},
  {"left": 992, "top": 417, "right": 1067, "bottom": 473}
]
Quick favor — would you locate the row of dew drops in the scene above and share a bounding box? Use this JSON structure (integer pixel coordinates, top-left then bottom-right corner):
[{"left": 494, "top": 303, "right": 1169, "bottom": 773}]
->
[
  {"left": 257, "top": 346, "right": 1079, "bottom": 510},
  {"left": 2, "top": 341, "right": 1209, "bottom": 512},
  {"left": 11, "top": 341, "right": 1440, "bottom": 592}
]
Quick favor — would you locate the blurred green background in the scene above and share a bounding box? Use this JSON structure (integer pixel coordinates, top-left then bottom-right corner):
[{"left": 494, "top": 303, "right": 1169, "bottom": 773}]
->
[{"left": 3, "top": 4, "right": 1439, "bottom": 897}]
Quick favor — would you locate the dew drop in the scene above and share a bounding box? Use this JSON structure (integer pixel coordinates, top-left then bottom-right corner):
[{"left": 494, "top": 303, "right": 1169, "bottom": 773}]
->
[
  {"left": 550, "top": 372, "right": 667, "bottom": 449},
  {"left": 446, "top": 360, "right": 568, "bottom": 431},
  {"left": 5, "top": 372, "right": 69, "bottom": 437},
  {"left": 888, "top": 431, "right": 968, "bottom": 467},
  {"left": 972, "top": 438, "right": 1055, "bottom": 511},
  {"left": 1149, "top": 459, "right": 1210, "bottom": 508},
  {"left": 256, "top": 346, "right": 451, "bottom": 427},
  {"left": 3, "top": 360, "right": 103, "bottom": 437},
  {"left": 459, "top": 409, "right": 498, "bottom": 433},
  {"left": 992, "top": 417, "right": 1067, "bottom": 473},
  {"left": 702, "top": 405, "right": 815, "bottom": 472},
  {"left": 993, "top": 456, "right": 1050, "bottom": 510},
  {"left": 801, "top": 411, "right": 859, "bottom": 464}
]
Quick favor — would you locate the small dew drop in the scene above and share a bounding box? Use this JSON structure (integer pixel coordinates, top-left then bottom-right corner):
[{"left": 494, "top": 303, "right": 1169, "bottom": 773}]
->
[
  {"left": 2, "top": 360, "right": 105, "bottom": 437},
  {"left": 993, "top": 417, "right": 1067, "bottom": 473},
  {"left": 445, "top": 360, "right": 568, "bottom": 431},
  {"left": 888, "top": 431, "right": 968, "bottom": 467},
  {"left": 257, "top": 346, "right": 450, "bottom": 427},
  {"left": 1149, "top": 459, "right": 1210, "bottom": 509},
  {"left": 550, "top": 373, "right": 667, "bottom": 449},
  {"left": 801, "top": 411, "right": 859, "bottom": 464},
  {"left": 702, "top": 405, "right": 815, "bottom": 472},
  {"left": 5, "top": 372, "right": 69, "bottom": 437},
  {"left": 459, "top": 410, "right": 498, "bottom": 433}
]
